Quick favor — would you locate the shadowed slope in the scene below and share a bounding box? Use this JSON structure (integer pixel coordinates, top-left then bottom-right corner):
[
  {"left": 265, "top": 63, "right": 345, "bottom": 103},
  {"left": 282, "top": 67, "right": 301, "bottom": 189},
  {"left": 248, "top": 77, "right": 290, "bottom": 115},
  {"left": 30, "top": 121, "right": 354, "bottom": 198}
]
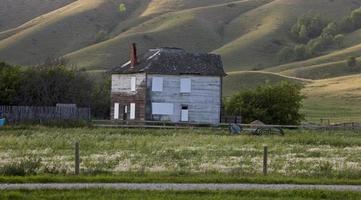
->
[
  {"left": 0, "top": 0, "right": 75, "bottom": 32},
  {"left": 65, "top": 0, "right": 270, "bottom": 70},
  {"left": 0, "top": 0, "right": 133, "bottom": 66}
]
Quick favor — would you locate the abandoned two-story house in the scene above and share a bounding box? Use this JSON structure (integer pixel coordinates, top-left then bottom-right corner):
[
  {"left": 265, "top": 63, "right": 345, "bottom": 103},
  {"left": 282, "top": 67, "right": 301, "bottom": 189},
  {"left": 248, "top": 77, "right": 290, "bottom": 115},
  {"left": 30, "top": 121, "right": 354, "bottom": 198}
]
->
[{"left": 110, "top": 44, "right": 226, "bottom": 124}]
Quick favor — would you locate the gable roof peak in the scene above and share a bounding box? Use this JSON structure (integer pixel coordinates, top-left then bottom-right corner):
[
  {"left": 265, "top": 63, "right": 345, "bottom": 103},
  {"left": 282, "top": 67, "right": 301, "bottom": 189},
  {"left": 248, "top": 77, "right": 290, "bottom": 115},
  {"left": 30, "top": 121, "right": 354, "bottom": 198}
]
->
[{"left": 112, "top": 46, "right": 226, "bottom": 76}]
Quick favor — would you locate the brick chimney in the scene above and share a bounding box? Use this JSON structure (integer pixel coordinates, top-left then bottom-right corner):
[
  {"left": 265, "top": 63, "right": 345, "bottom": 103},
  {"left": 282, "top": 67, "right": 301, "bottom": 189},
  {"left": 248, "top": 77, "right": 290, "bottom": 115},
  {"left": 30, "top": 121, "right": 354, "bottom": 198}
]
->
[{"left": 130, "top": 43, "right": 138, "bottom": 68}]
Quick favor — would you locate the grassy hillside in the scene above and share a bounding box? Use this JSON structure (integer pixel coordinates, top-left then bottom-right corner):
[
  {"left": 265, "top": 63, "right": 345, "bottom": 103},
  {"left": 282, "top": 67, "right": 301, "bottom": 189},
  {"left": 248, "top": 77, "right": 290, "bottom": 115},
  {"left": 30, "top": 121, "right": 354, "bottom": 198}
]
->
[
  {"left": 222, "top": 71, "right": 309, "bottom": 96},
  {"left": 302, "top": 74, "right": 361, "bottom": 123},
  {"left": 2, "top": 0, "right": 361, "bottom": 72},
  {"left": 2, "top": 0, "right": 361, "bottom": 122},
  {"left": 0, "top": 0, "right": 75, "bottom": 32},
  {"left": 223, "top": 71, "right": 361, "bottom": 123},
  {"left": 267, "top": 45, "right": 361, "bottom": 79}
]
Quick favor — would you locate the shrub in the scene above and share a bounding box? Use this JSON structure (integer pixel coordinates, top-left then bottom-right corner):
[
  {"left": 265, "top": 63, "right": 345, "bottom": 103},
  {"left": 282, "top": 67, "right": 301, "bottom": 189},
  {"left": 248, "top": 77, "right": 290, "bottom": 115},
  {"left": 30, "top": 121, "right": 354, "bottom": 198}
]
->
[
  {"left": 347, "top": 56, "right": 357, "bottom": 67},
  {"left": 225, "top": 82, "right": 305, "bottom": 125},
  {"left": 119, "top": 3, "right": 126, "bottom": 13},
  {"left": 334, "top": 34, "right": 344, "bottom": 48},
  {"left": 350, "top": 7, "right": 361, "bottom": 28},
  {"left": 322, "top": 22, "right": 338, "bottom": 36},
  {"left": 340, "top": 7, "right": 361, "bottom": 32},
  {"left": 277, "top": 47, "right": 294, "bottom": 63},
  {"left": 291, "top": 15, "right": 324, "bottom": 42},
  {"left": 0, "top": 62, "right": 22, "bottom": 105},
  {"left": 0, "top": 62, "right": 111, "bottom": 119},
  {"left": 294, "top": 44, "right": 308, "bottom": 60}
]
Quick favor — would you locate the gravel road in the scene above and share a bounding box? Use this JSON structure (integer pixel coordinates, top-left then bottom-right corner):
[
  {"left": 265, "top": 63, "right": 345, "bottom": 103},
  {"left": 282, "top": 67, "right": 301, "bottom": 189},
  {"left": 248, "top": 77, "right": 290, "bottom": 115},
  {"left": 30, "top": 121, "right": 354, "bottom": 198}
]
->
[{"left": 1, "top": 183, "right": 361, "bottom": 191}]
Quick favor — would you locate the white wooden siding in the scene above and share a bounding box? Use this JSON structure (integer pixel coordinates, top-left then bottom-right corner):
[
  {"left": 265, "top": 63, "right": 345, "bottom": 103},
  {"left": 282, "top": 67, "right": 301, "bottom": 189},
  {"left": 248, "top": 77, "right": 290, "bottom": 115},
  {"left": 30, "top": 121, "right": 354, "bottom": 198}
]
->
[
  {"left": 147, "top": 75, "right": 221, "bottom": 124},
  {"left": 111, "top": 74, "right": 146, "bottom": 94}
]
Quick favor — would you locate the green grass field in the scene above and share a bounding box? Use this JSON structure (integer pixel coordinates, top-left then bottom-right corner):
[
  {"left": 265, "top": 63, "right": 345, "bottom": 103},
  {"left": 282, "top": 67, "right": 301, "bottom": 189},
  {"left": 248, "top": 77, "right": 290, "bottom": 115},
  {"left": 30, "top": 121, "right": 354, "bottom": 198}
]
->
[
  {"left": 0, "top": 126, "right": 361, "bottom": 184},
  {"left": 1, "top": 189, "right": 361, "bottom": 200},
  {"left": 222, "top": 71, "right": 361, "bottom": 123}
]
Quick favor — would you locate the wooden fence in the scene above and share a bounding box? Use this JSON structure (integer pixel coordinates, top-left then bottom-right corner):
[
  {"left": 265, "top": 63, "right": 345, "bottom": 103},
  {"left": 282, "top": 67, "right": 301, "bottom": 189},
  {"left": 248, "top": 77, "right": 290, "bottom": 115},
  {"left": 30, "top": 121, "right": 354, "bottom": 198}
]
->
[{"left": 0, "top": 105, "right": 91, "bottom": 123}]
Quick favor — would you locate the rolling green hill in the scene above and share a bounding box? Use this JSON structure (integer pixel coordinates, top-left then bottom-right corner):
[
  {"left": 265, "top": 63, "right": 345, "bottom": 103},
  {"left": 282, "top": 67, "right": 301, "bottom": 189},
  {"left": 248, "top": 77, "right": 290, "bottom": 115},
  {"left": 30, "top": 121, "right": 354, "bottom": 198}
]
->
[
  {"left": 1, "top": 0, "right": 361, "bottom": 73},
  {"left": 2, "top": 0, "right": 361, "bottom": 122},
  {"left": 222, "top": 71, "right": 310, "bottom": 96},
  {"left": 223, "top": 71, "right": 361, "bottom": 123}
]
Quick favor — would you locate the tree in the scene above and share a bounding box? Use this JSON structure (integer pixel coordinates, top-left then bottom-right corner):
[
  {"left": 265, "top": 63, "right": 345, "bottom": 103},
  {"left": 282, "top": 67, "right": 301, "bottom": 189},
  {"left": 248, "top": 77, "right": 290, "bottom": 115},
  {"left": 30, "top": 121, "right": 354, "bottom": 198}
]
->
[
  {"left": 340, "top": 17, "right": 354, "bottom": 32},
  {"left": 350, "top": 7, "right": 361, "bottom": 29},
  {"left": 0, "top": 62, "right": 22, "bottom": 105},
  {"left": 119, "top": 3, "right": 126, "bottom": 13},
  {"left": 334, "top": 34, "right": 344, "bottom": 48},
  {"left": 291, "top": 15, "right": 324, "bottom": 42},
  {"left": 91, "top": 75, "right": 111, "bottom": 119},
  {"left": 347, "top": 56, "right": 357, "bottom": 67},
  {"left": 16, "top": 66, "right": 93, "bottom": 107},
  {"left": 294, "top": 44, "right": 308, "bottom": 60},
  {"left": 322, "top": 22, "right": 338, "bottom": 36},
  {"left": 225, "top": 82, "right": 305, "bottom": 125},
  {"left": 307, "top": 38, "right": 323, "bottom": 56},
  {"left": 277, "top": 47, "right": 294, "bottom": 63}
]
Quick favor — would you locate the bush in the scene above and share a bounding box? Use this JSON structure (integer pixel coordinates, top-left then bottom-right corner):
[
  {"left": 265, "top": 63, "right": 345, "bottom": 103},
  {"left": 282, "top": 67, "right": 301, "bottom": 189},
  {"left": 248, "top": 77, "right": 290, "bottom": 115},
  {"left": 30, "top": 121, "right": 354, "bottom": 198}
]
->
[
  {"left": 277, "top": 47, "right": 294, "bottom": 63},
  {"left": 225, "top": 82, "right": 305, "bottom": 125},
  {"left": 0, "top": 62, "right": 111, "bottom": 119},
  {"left": 347, "top": 56, "right": 357, "bottom": 67},
  {"left": 334, "top": 34, "right": 344, "bottom": 48},
  {"left": 0, "top": 62, "right": 22, "bottom": 105},
  {"left": 16, "top": 65, "right": 93, "bottom": 107},
  {"left": 322, "top": 22, "right": 338, "bottom": 36},
  {"left": 291, "top": 15, "right": 324, "bottom": 42},
  {"left": 119, "top": 3, "right": 126, "bottom": 13},
  {"left": 340, "top": 7, "right": 361, "bottom": 32},
  {"left": 294, "top": 44, "right": 308, "bottom": 60}
]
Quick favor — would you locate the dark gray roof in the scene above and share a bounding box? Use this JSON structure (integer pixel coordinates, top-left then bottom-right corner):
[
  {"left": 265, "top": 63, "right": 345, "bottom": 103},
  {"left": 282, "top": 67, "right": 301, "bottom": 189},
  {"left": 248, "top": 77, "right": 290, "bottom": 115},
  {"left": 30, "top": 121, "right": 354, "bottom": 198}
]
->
[{"left": 111, "top": 48, "right": 226, "bottom": 76}]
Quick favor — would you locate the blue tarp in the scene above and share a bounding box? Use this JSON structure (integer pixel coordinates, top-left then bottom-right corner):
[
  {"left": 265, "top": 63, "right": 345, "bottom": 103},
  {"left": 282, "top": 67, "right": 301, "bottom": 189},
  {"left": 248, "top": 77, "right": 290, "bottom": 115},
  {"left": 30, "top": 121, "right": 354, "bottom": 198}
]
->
[{"left": 0, "top": 118, "right": 5, "bottom": 126}]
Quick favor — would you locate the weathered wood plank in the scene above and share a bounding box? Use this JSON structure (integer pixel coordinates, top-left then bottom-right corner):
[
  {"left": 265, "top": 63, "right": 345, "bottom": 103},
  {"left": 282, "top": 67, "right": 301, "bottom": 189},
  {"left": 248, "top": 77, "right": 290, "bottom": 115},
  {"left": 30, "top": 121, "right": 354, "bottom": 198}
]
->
[{"left": 0, "top": 105, "right": 91, "bottom": 124}]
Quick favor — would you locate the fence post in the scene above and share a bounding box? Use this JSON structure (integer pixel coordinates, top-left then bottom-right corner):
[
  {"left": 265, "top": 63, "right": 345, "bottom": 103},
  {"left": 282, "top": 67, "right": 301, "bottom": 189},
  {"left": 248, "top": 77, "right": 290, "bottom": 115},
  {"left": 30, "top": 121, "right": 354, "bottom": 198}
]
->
[
  {"left": 75, "top": 141, "right": 80, "bottom": 175},
  {"left": 263, "top": 146, "right": 268, "bottom": 175}
]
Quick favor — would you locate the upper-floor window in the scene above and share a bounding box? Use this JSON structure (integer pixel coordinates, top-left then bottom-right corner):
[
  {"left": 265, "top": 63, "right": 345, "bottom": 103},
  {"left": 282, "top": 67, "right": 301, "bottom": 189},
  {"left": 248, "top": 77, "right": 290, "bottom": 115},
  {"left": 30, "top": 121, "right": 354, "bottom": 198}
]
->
[
  {"left": 152, "top": 77, "right": 163, "bottom": 92},
  {"left": 131, "top": 77, "right": 136, "bottom": 91},
  {"left": 180, "top": 78, "right": 191, "bottom": 93}
]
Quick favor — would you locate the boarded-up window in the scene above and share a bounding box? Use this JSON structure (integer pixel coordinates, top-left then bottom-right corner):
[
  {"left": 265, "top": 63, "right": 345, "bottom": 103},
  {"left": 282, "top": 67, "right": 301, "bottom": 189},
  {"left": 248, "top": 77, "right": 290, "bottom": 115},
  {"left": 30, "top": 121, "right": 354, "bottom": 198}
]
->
[
  {"left": 152, "top": 103, "right": 174, "bottom": 115},
  {"left": 180, "top": 78, "right": 191, "bottom": 93},
  {"left": 131, "top": 77, "right": 136, "bottom": 91},
  {"left": 130, "top": 103, "right": 136, "bottom": 119},
  {"left": 152, "top": 77, "right": 163, "bottom": 92},
  {"left": 114, "top": 103, "right": 119, "bottom": 119}
]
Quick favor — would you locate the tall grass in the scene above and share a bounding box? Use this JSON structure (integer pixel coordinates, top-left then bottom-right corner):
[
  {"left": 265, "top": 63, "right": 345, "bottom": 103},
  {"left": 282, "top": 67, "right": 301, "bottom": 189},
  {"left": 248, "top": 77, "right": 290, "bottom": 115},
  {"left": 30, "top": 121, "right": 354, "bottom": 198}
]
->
[{"left": 0, "top": 126, "right": 360, "bottom": 179}]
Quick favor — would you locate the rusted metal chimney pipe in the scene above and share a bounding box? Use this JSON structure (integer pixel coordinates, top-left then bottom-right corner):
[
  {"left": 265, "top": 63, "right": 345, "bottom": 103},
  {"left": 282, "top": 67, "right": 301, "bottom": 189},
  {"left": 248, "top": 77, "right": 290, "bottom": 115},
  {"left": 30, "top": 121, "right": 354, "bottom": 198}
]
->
[{"left": 130, "top": 43, "right": 138, "bottom": 68}]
